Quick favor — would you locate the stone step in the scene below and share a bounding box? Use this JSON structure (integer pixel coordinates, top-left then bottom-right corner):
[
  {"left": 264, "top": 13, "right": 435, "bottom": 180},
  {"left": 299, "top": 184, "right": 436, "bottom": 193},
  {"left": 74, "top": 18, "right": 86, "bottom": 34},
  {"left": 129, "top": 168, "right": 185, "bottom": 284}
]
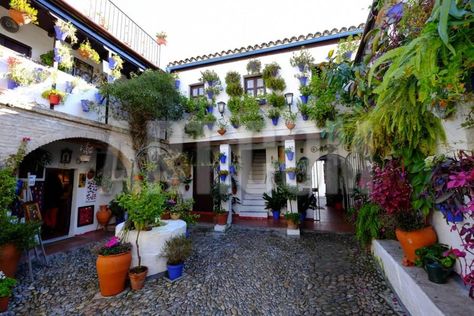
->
[
  {"left": 241, "top": 199, "right": 265, "bottom": 206},
  {"left": 245, "top": 188, "right": 266, "bottom": 194},
  {"left": 247, "top": 179, "right": 265, "bottom": 184},
  {"left": 238, "top": 211, "right": 268, "bottom": 218},
  {"left": 244, "top": 194, "right": 263, "bottom": 200},
  {"left": 246, "top": 183, "right": 266, "bottom": 189}
]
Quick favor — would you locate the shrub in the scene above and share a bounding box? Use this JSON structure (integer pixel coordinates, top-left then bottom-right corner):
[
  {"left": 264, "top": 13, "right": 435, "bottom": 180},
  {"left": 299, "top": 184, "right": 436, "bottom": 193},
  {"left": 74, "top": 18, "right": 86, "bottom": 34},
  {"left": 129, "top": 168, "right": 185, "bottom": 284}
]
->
[{"left": 162, "top": 235, "right": 192, "bottom": 265}]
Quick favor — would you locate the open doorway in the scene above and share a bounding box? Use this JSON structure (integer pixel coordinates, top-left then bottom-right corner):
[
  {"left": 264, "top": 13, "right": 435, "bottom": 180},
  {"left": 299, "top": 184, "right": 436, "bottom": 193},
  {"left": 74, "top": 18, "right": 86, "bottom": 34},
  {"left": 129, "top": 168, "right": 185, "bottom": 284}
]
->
[{"left": 41, "top": 168, "right": 74, "bottom": 240}]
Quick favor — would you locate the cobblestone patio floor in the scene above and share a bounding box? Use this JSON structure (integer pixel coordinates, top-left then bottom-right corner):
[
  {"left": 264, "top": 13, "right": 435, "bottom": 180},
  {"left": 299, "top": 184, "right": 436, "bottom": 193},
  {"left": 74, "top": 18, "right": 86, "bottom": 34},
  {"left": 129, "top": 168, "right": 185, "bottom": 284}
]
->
[{"left": 4, "top": 227, "right": 407, "bottom": 315}]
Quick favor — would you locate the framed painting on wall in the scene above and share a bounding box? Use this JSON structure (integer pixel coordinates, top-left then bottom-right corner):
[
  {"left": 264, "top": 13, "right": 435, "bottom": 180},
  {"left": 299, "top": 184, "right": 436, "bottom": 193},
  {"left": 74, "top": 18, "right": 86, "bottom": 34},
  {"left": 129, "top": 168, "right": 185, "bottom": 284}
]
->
[
  {"left": 77, "top": 205, "right": 94, "bottom": 227},
  {"left": 23, "top": 202, "right": 42, "bottom": 222}
]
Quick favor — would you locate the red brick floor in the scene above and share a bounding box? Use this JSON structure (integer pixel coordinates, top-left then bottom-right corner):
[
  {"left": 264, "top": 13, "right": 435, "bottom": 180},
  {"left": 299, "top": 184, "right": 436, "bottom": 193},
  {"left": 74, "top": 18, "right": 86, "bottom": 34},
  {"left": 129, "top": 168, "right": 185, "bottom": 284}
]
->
[{"left": 44, "top": 229, "right": 113, "bottom": 255}]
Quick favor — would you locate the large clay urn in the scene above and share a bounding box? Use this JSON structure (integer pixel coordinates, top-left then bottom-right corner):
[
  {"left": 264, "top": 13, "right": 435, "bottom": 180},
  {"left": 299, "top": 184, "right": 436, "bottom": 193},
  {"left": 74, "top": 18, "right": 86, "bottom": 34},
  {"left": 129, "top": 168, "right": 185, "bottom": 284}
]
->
[
  {"left": 96, "top": 205, "right": 112, "bottom": 228},
  {"left": 96, "top": 251, "right": 132, "bottom": 296},
  {"left": 0, "top": 243, "right": 21, "bottom": 278},
  {"left": 396, "top": 226, "right": 437, "bottom": 266}
]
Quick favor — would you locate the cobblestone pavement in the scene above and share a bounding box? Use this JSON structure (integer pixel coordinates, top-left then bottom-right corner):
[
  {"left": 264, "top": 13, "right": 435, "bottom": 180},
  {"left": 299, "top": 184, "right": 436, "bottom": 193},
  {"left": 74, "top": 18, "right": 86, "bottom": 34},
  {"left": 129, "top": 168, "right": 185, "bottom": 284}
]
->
[{"left": 4, "top": 226, "right": 407, "bottom": 315}]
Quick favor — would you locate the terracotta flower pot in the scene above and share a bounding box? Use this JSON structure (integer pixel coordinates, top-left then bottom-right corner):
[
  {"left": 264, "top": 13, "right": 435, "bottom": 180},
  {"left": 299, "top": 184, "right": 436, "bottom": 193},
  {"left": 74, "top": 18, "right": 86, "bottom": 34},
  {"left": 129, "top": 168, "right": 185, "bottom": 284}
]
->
[
  {"left": 96, "top": 251, "right": 132, "bottom": 296},
  {"left": 79, "top": 49, "right": 91, "bottom": 59},
  {"left": 170, "top": 177, "right": 180, "bottom": 186},
  {"left": 49, "top": 94, "right": 61, "bottom": 105},
  {"left": 0, "top": 297, "right": 9, "bottom": 313},
  {"left": 129, "top": 266, "right": 148, "bottom": 290},
  {"left": 170, "top": 213, "right": 181, "bottom": 220},
  {"left": 287, "top": 219, "right": 298, "bottom": 229},
  {"left": 9, "top": 9, "right": 31, "bottom": 26},
  {"left": 0, "top": 243, "right": 22, "bottom": 278},
  {"left": 96, "top": 205, "right": 112, "bottom": 228},
  {"left": 286, "top": 122, "right": 296, "bottom": 130},
  {"left": 217, "top": 128, "right": 226, "bottom": 135},
  {"left": 396, "top": 226, "right": 437, "bottom": 266},
  {"left": 216, "top": 212, "right": 228, "bottom": 225},
  {"left": 161, "top": 212, "right": 171, "bottom": 220}
]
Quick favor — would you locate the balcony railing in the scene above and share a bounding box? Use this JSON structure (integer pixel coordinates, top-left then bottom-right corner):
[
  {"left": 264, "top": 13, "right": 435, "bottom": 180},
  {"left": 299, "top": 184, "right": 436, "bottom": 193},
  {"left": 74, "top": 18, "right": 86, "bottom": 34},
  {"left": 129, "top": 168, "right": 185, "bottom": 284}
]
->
[{"left": 64, "top": 0, "right": 160, "bottom": 67}]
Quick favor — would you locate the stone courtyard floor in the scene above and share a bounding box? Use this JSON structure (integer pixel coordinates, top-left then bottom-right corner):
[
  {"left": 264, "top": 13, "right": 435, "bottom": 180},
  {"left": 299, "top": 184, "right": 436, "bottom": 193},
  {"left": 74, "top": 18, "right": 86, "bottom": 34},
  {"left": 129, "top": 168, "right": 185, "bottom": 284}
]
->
[{"left": 5, "top": 226, "right": 407, "bottom": 315}]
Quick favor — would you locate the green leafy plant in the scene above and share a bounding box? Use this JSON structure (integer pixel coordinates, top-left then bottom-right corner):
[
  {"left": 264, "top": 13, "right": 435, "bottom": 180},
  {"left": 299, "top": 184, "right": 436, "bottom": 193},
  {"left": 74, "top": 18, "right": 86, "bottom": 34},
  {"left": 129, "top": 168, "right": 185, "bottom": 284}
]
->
[
  {"left": 354, "top": 203, "right": 382, "bottom": 248},
  {"left": 184, "top": 119, "right": 204, "bottom": 139},
  {"left": 240, "top": 96, "right": 265, "bottom": 132},
  {"left": 299, "top": 85, "right": 311, "bottom": 97},
  {"left": 225, "top": 71, "right": 243, "bottom": 97},
  {"left": 262, "top": 187, "right": 287, "bottom": 211},
  {"left": 263, "top": 63, "right": 286, "bottom": 92},
  {"left": 415, "top": 243, "right": 457, "bottom": 269},
  {"left": 267, "top": 92, "right": 285, "bottom": 108},
  {"left": 297, "top": 101, "right": 311, "bottom": 117},
  {"left": 200, "top": 70, "right": 220, "bottom": 84},
  {"left": 285, "top": 212, "right": 301, "bottom": 224},
  {"left": 309, "top": 99, "right": 337, "bottom": 128},
  {"left": 162, "top": 235, "right": 192, "bottom": 265},
  {"left": 246, "top": 59, "right": 261, "bottom": 75},
  {"left": 282, "top": 110, "right": 297, "bottom": 124},
  {"left": 266, "top": 108, "right": 280, "bottom": 119},
  {"left": 211, "top": 183, "right": 231, "bottom": 213},
  {"left": 0, "top": 271, "right": 16, "bottom": 298},
  {"left": 290, "top": 48, "right": 314, "bottom": 70},
  {"left": 95, "top": 237, "right": 131, "bottom": 256}
]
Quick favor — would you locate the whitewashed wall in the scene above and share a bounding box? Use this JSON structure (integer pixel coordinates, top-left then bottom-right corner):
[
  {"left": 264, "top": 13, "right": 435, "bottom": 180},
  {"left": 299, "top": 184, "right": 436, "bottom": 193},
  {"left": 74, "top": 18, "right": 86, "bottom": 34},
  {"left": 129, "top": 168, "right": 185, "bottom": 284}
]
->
[{"left": 168, "top": 42, "right": 339, "bottom": 144}]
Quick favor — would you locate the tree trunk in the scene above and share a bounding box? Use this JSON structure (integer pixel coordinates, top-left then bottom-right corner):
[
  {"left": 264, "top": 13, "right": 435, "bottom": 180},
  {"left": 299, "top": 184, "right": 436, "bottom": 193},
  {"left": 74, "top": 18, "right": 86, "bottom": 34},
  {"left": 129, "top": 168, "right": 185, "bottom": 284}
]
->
[{"left": 129, "top": 113, "right": 149, "bottom": 169}]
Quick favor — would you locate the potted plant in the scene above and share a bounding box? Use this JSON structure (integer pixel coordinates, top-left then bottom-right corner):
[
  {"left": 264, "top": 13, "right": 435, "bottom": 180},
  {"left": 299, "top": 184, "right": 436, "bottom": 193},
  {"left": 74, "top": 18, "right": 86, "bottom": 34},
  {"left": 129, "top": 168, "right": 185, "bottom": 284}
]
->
[
  {"left": 415, "top": 244, "right": 458, "bottom": 284},
  {"left": 79, "top": 143, "right": 94, "bottom": 162},
  {"left": 54, "top": 42, "right": 74, "bottom": 70},
  {"left": 263, "top": 187, "right": 287, "bottom": 220},
  {"left": 96, "top": 204, "right": 112, "bottom": 228},
  {"left": 230, "top": 116, "right": 240, "bottom": 129},
  {"left": 78, "top": 41, "right": 101, "bottom": 64},
  {"left": 95, "top": 237, "right": 132, "bottom": 296},
  {"left": 296, "top": 73, "right": 309, "bottom": 86},
  {"left": 290, "top": 48, "right": 314, "bottom": 72},
  {"left": 6, "top": 57, "right": 35, "bottom": 88},
  {"left": 299, "top": 85, "right": 311, "bottom": 104},
  {"left": 212, "top": 183, "right": 231, "bottom": 225},
  {"left": 172, "top": 73, "right": 180, "bottom": 89},
  {"left": 54, "top": 19, "right": 78, "bottom": 43},
  {"left": 201, "top": 70, "right": 220, "bottom": 87},
  {"left": 9, "top": 0, "right": 38, "bottom": 26},
  {"left": 41, "top": 89, "right": 65, "bottom": 106},
  {"left": 218, "top": 170, "right": 229, "bottom": 182},
  {"left": 204, "top": 113, "right": 216, "bottom": 129},
  {"left": 0, "top": 271, "right": 16, "bottom": 313},
  {"left": 156, "top": 31, "right": 167, "bottom": 45},
  {"left": 246, "top": 59, "right": 261, "bottom": 75},
  {"left": 283, "top": 111, "right": 297, "bottom": 130},
  {"left": 184, "top": 119, "right": 204, "bottom": 139},
  {"left": 285, "top": 212, "right": 301, "bottom": 229},
  {"left": 217, "top": 119, "right": 227, "bottom": 135},
  {"left": 162, "top": 235, "right": 192, "bottom": 281},
  {"left": 81, "top": 99, "right": 90, "bottom": 112},
  {"left": 108, "top": 55, "right": 124, "bottom": 80},
  {"left": 285, "top": 147, "right": 294, "bottom": 161},
  {"left": 117, "top": 182, "right": 167, "bottom": 290},
  {"left": 267, "top": 108, "right": 281, "bottom": 126},
  {"left": 286, "top": 167, "right": 297, "bottom": 180},
  {"left": 298, "top": 102, "right": 311, "bottom": 121},
  {"left": 171, "top": 198, "right": 193, "bottom": 220},
  {"left": 218, "top": 152, "right": 227, "bottom": 164}
]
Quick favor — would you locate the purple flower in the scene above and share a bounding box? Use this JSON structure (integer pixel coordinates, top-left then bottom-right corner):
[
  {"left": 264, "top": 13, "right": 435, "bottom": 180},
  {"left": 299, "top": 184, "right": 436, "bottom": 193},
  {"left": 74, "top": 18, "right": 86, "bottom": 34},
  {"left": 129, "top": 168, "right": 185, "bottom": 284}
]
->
[{"left": 386, "top": 3, "right": 404, "bottom": 24}]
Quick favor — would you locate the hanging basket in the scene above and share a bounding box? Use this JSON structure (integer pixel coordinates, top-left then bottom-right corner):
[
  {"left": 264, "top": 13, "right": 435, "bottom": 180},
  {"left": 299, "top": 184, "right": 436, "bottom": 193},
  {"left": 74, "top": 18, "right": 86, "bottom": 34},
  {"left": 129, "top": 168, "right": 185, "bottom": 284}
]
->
[{"left": 9, "top": 9, "right": 31, "bottom": 26}]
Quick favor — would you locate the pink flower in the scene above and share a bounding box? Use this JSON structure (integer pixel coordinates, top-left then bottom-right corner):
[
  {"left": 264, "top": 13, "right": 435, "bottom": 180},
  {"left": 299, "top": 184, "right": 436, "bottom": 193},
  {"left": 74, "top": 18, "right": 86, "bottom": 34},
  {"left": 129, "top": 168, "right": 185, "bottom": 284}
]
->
[
  {"left": 22, "top": 137, "right": 31, "bottom": 142},
  {"left": 105, "top": 236, "right": 120, "bottom": 248},
  {"left": 447, "top": 171, "right": 471, "bottom": 189},
  {"left": 443, "top": 248, "right": 466, "bottom": 258}
]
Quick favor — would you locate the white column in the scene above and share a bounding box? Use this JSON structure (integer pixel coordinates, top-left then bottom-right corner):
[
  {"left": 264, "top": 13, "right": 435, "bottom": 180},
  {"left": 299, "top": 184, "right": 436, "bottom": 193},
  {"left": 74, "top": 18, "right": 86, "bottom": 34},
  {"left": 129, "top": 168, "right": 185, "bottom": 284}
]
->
[
  {"left": 215, "top": 143, "right": 232, "bottom": 232},
  {"left": 284, "top": 139, "right": 300, "bottom": 236}
]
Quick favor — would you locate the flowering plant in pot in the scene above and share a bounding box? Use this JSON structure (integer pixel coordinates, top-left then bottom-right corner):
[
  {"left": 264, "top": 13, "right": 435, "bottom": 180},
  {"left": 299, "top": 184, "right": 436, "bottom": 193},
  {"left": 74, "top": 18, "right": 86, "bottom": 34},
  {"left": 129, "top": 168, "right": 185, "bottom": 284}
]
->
[
  {"left": 0, "top": 271, "right": 16, "bottom": 312},
  {"left": 286, "top": 167, "right": 297, "bottom": 180},
  {"left": 6, "top": 57, "right": 35, "bottom": 87},
  {"left": 415, "top": 243, "right": 458, "bottom": 284},
  {"left": 78, "top": 41, "right": 100, "bottom": 64},
  {"left": 211, "top": 183, "right": 231, "bottom": 225},
  {"left": 267, "top": 108, "right": 281, "bottom": 126},
  {"left": 263, "top": 187, "right": 287, "bottom": 220},
  {"left": 94, "top": 237, "right": 132, "bottom": 296},
  {"left": 217, "top": 119, "right": 227, "bottom": 135},
  {"left": 218, "top": 170, "right": 229, "bottom": 182},
  {"left": 290, "top": 48, "right": 314, "bottom": 72},
  {"left": 162, "top": 235, "right": 192, "bottom": 281},
  {"left": 54, "top": 20, "right": 78, "bottom": 43},
  {"left": 108, "top": 55, "right": 124, "bottom": 80},
  {"left": 283, "top": 111, "right": 297, "bottom": 130},
  {"left": 285, "top": 212, "right": 301, "bottom": 229},
  {"left": 41, "top": 89, "right": 65, "bottom": 106},
  {"left": 156, "top": 31, "right": 167, "bottom": 45},
  {"left": 285, "top": 147, "right": 294, "bottom": 161},
  {"left": 117, "top": 182, "right": 167, "bottom": 290},
  {"left": 53, "top": 43, "right": 74, "bottom": 70},
  {"left": 170, "top": 198, "right": 193, "bottom": 220},
  {"left": 9, "top": 0, "right": 38, "bottom": 25}
]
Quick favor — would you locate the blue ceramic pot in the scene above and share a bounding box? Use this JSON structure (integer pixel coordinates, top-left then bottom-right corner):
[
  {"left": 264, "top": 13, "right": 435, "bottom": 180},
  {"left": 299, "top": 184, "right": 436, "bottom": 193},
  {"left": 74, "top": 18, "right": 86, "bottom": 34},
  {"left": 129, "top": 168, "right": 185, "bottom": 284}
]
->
[
  {"left": 220, "top": 155, "right": 227, "bottom": 164},
  {"left": 65, "top": 81, "right": 74, "bottom": 93},
  {"left": 229, "top": 165, "right": 236, "bottom": 175},
  {"left": 288, "top": 172, "right": 296, "bottom": 180},
  {"left": 272, "top": 210, "right": 280, "bottom": 220},
  {"left": 302, "top": 114, "right": 309, "bottom": 121},
  {"left": 279, "top": 163, "right": 286, "bottom": 171},
  {"left": 298, "top": 64, "right": 305, "bottom": 72},
  {"left": 258, "top": 98, "right": 267, "bottom": 106},
  {"left": 271, "top": 117, "right": 279, "bottom": 126},
  {"left": 95, "top": 92, "right": 104, "bottom": 105},
  {"left": 207, "top": 122, "right": 214, "bottom": 129},
  {"left": 206, "top": 106, "right": 214, "bottom": 113},
  {"left": 300, "top": 95, "right": 309, "bottom": 104},
  {"left": 7, "top": 79, "right": 19, "bottom": 89},
  {"left": 53, "top": 48, "right": 62, "bottom": 63},
  {"left": 207, "top": 91, "right": 214, "bottom": 99},
  {"left": 220, "top": 174, "right": 227, "bottom": 182},
  {"left": 298, "top": 76, "right": 308, "bottom": 86},
  {"left": 54, "top": 25, "right": 67, "bottom": 41},
  {"left": 286, "top": 151, "right": 294, "bottom": 161},
  {"left": 167, "top": 263, "right": 184, "bottom": 281},
  {"left": 81, "top": 100, "right": 90, "bottom": 112},
  {"left": 108, "top": 57, "right": 117, "bottom": 70},
  {"left": 186, "top": 229, "right": 190, "bottom": 238},
  {"left": 175, "top": 79, "right": 181, "bottom": 89},
  {"left": 231, "top": 123, "right": 240, "bottom": 129}
]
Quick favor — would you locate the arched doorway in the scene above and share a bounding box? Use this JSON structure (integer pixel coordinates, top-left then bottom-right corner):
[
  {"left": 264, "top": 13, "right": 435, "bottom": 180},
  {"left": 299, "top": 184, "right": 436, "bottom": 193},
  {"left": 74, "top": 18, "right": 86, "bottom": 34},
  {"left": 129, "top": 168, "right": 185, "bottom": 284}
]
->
[{"left": 17, "top": 138, "right": 130, "bottom": 241}]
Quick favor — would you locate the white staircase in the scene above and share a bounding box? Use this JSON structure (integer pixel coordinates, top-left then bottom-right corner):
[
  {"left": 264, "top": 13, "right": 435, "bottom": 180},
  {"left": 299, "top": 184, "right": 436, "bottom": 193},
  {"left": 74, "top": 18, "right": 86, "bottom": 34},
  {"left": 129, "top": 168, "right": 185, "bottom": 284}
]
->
[{"left": 239, "top": 151, "right": 268, "bottom": 218}]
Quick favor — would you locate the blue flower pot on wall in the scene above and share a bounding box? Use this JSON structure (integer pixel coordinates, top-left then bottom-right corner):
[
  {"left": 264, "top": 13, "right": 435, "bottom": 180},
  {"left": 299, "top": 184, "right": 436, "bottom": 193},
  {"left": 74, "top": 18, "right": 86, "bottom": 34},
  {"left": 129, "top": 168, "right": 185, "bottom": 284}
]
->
[
  {"left": 207, "top": 80, "right": 214, "bottom": 87},
  {"left": 297, "top": 64, "right": 305, "bottom": 72},
  {"left": 220, "top": 154, "right": 227, "bottom": 164},
  {"left": 437, "top": 205, "right": 463, "bottom": 223},
  {"left": 81, "top": 99, "right": 90, "bottom": 112},
  {"left": 167, "top": 263, "right": 184, "bottom": 281},
  {"left": 300, "top": 211, "right": 306, "bottom": 223},
  {"left": 286, "top": 151, "right": 294, "bottom": 161},
  {"left": 298, "top": 76, "right": 308, "bottom": 86},
  {"left": 53, "top": 48, "right": 62, "bottom": 63},
  {"left": 7, "top": 79, "right": 19, "bottom": 89},
  {"left": 288, "top": 172, "right": 296, "bottom": 180},
  {"left": 302, "top": 114, "right": 309, "bottom": 121},
  {"left": 206, "top": 106, "right": 214, "bottom": 113},
  {"left": 220, "top": 174, "right": 227, "bottom": 182},
  {"left": 271, "top": 117, "right": 279, "bottom": 126},
  {"left": 95, "top": 92, "right": 104, "bottom": 105},
  {"left": 186, "top": 229, "right": 190, "bottom": 238},
  {"left": 108, "top": 57, "right": 117, "bottom": 70},
  {"left": 175, "top": 79, "right": 181, "bottom": 89},
  {"left": 53, "top": 25, "right": 67, "bottom": 41},
  {"left": 300, "top": 95, "right": 309, "bottom": 104},
  {"left": 206, "top": 122, "right": 214, "bottom": 129},
  {"left": 231, "top": 122, "right": 240, "bottom": 129},
  {"left": 65, "top": 81, "right": 74, "bottom": 93},
  {"left": 272, "top": 210, "right": 280, "bottom": 220},
  {"left": 229, "top": 165, "right": 236, "bottom": 175},
  {"left": 207, "top": 91, "right": 214, "bottom": 99},
  {"left": 279, "top": 163, "right": 286, "bottom": 171}
]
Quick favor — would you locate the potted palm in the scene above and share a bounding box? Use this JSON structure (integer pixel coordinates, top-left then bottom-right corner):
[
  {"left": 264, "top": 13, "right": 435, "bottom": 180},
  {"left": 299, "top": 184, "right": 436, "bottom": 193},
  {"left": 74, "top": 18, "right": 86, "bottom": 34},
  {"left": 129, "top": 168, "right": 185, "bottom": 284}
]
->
[
  {"left": 263, "top": 187, "right": 287, "bottom": 220},
  {"left": 285, "top": 212, "right": 301, "bottom": 229},
  {"left": 267, "top": 108, "right": 281, "bottom": 126},
  {"left": 9, "top": 0, "right": 38, "bottom": 26},
  {"left": 117, "top": 182, "right": 167, "bottom": 290},
  {"left": 0, "top": 271, "right": 16, "bottom": 313},
  {"left": 283, "top": 111, "right": 297, "bottom": 130},
  {"left": 162, "top": 235, "right": 192, "bottom": 281},
  {"left": 95, "top": 237, "right": 132, "bottom": 296}
]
